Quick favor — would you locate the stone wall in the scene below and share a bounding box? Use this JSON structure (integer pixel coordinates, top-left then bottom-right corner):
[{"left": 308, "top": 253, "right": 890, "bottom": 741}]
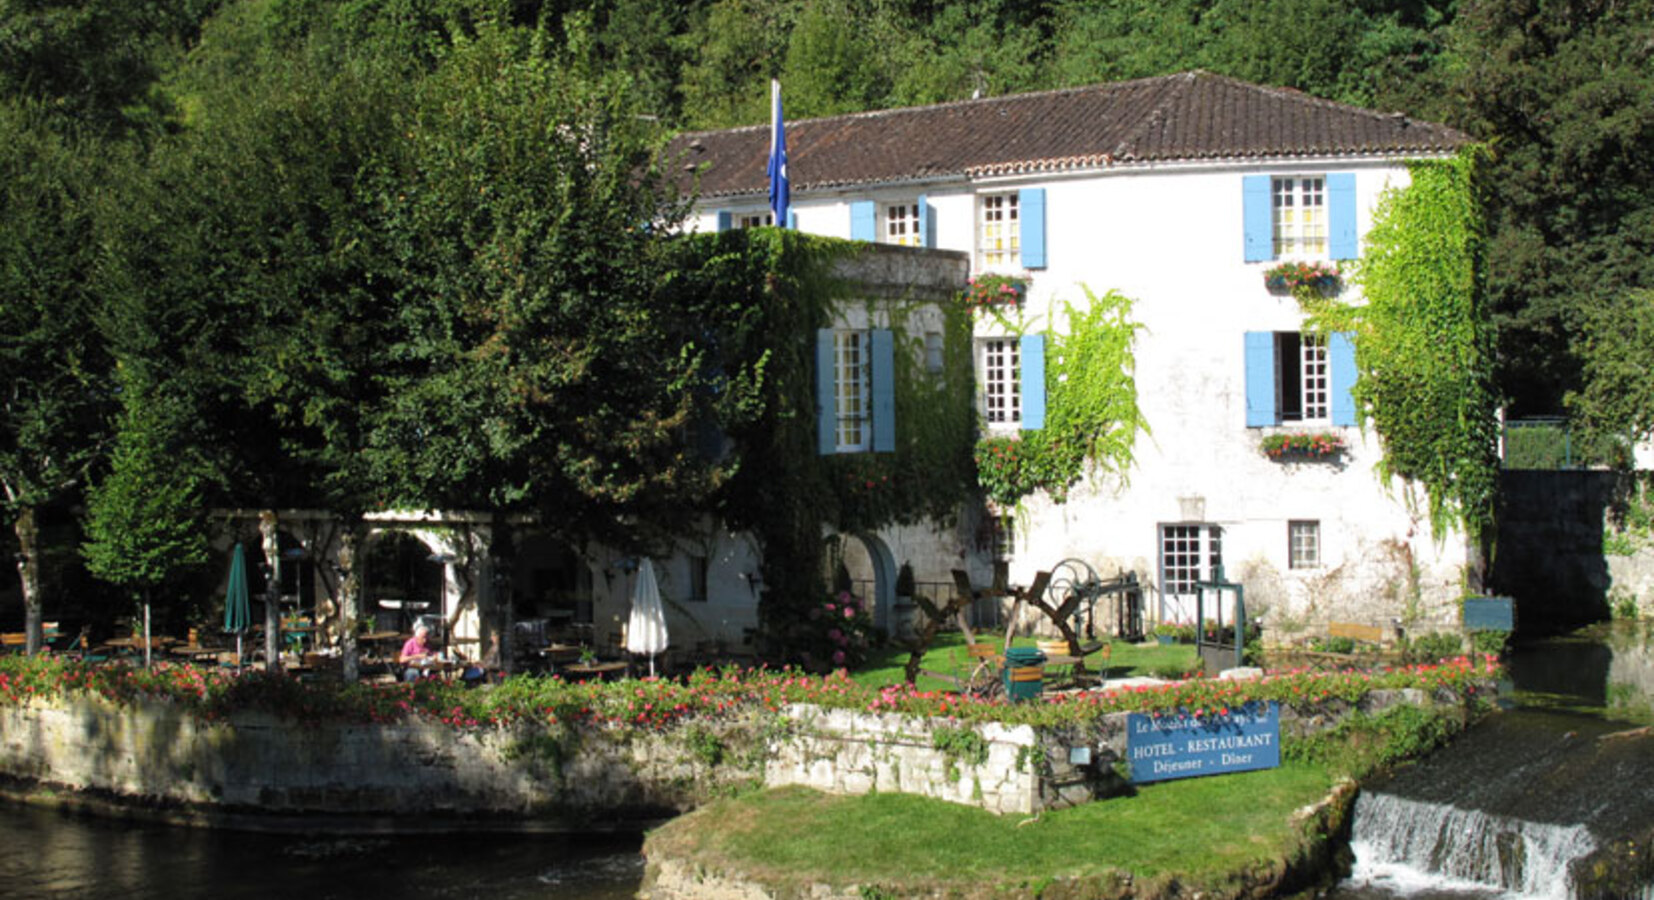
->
[
  {"left": 766, "top": 688, "right": 1465, "bottom": 816},
  {"left": 0, "top": 687, "right": 1473, "bottom": 825},
  {"left": 1493, "top": 470, "right": 1654, "bottom": 631},
  {"left": 0, "top": 695, "right": 767, "bottom": 827}
]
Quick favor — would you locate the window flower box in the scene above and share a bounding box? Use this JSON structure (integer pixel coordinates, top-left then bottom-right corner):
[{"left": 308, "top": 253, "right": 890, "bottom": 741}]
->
[
  {"left": 1262, "top": 432, "right": 1346, "bottom": 460},
  {"left": 962, "top": 273, "right": 1029, "bottom": 312},
  {"left": 1263, "top": 261, "right": 1342, "bottom": 297}
]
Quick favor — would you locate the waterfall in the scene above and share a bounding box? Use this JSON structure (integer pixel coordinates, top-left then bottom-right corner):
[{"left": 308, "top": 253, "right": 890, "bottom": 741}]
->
[{"left": 1350, "top": 791, "right": 1598, "bottom": 899}]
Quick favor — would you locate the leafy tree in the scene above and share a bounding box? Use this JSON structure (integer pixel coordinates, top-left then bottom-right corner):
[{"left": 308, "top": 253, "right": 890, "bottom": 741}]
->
[
  {"left": 366, "top": 21, "right": 719, "bottom": 550},
  {"left": 0, "top": 0, "right": 214, "bottom": 134},
  {"left": 676, "top": 0, "right": 799, "bottom": 128},
  {"left": 1573, "top": 289, "right": 1654, "bottom": 455},
  {"left": 1437, "top": 0, "right": 1654, "bottom": 418},
  {"left": 80, "top": 389, "right": 211, "bottom": 644},
  {"left": 0, "top": 100, "right": 114, "bottom": 652}
]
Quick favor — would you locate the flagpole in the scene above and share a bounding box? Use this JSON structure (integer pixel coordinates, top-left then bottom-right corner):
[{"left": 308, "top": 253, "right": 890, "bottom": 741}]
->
[{"left": 768, "top": 79, "right": 789, "bottom": 228}]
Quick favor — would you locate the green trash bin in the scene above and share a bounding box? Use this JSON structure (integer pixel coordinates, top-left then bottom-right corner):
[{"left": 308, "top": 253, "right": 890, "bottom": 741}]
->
[{"left": 1003, "top": 647, "right": 1047, "bottom": 701}]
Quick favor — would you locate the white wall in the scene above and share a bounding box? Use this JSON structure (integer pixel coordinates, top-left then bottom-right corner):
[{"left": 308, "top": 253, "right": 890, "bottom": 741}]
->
[{"left": 693, "top": 155, "right": 1472, "bottom": 637}]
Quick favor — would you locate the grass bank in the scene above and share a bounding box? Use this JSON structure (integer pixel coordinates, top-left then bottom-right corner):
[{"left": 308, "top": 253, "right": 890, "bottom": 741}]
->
[{"left": 644, "top": 704, "right": 1473, "bottom": 900}]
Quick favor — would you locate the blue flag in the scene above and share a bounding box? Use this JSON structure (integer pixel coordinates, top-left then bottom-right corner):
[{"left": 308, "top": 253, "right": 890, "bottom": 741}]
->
[{"left": 768, "top": 79, "right": 790, "bottom": 227}]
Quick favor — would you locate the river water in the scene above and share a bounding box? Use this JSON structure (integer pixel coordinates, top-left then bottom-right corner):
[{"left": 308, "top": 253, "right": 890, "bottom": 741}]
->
[
  {"left": 0, "top": 805, "right": 645, "bottom": 900},
  {"left": 4, "top": 623, "right": 1649, "bottom": 899},
  {"left": 1333, "top": 621, "right": 1654, "bottom": 900}
]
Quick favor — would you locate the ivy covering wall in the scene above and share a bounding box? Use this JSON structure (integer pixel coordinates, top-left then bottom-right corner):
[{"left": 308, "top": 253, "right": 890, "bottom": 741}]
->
[
  {"left": 974, "top": 287, "right": 1147, "bottom": 508},
  {"left": 1328, "top": 150, "right": 1497, "bottom": 541},
  {"left": 661, "top": 229, "right": 977, "bottom": 659}
]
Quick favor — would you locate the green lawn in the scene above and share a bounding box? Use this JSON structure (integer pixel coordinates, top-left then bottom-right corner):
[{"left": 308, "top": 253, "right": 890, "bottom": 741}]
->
[
  {"left": 647, "top": 764, "right": 1337, "bottom": 897},
  {"left": 851, "top": 631, "right": 1202, "bottom": 692}
]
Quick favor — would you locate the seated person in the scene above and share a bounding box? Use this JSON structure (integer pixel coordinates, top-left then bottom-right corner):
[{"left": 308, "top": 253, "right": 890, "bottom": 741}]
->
[
  {"left": 460, "top": 632, "right": 502, "bottom": 687},
  {"left": 399, "top": 622, "right": 436, "bottom": 682}
]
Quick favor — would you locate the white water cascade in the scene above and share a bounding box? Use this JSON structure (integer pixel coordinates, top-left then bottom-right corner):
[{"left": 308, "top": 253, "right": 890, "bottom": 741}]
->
[{"left": 1349, "top": 791, "right": 1599, "bottom": 899}]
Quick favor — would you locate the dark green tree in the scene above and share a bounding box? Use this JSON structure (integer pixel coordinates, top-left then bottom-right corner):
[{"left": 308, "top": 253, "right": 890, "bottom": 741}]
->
[
  {"left": 0, "top": 100, "right": 114, "bottom": 652},
  {"left": 1436, "top": 0, "right": 1654, "bottom": 419}
]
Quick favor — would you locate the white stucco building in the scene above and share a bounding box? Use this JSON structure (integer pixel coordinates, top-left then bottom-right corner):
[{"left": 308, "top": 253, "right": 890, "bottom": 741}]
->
[{"left": 674, "top": 71, "right": 1480, "bottom": 639}]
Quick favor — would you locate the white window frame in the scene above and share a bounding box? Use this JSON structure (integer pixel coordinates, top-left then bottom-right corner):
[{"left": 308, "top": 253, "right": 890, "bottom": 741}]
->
[
  {"left": 978, "top": 337, "right": 1021, "bottom": 428},
  {"left": 1159, "top": 524, "right": 1223, "bottom": 623},
  {"left": 882, "top": 201, "right": 921, "bottom": 247},
  {"left": 738, "top": 212, "right": 774, "bottom": 229},
  {"left": 976, "top": 192, "right": 1020, "bottom": 271},
  {"left": 1272, "top": 176, "right": 1327, "bottom": 259},
  {"left": 1277, "top": 332, "right": 1330, "bottom": 424},
  {"left": 1289, "top": 521, "right": 1321, "bottom": 570},
  {"left": 834, "top": 330, "right": 871, "bottom": 452}
]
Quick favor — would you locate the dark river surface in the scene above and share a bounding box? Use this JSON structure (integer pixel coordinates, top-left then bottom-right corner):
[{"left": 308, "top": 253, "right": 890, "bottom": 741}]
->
[
  {"left": 0, "top": 806, "right": 646, "bottom": 900},
  {"left": 2, "top": 622, "right": 1649, "bottom": 899}
]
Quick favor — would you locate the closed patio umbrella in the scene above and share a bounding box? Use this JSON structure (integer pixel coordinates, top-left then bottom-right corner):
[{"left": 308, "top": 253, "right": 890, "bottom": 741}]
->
[
  {"left": 625, "top": 558, "right": 668, "bottom": 677},
  {"left": 224, "top": 543, "right": 251, "bottom": 667}
]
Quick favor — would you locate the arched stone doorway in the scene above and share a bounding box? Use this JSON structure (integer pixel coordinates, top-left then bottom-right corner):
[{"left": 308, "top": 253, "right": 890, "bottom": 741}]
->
[{"left": 826, "top": 532, "right": 898, "bottom": 635}]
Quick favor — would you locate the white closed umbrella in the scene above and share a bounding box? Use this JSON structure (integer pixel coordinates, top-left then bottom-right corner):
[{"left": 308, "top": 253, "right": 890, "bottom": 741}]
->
[{"left": 625, "top": 558, "right": 669, "bottom": 676}]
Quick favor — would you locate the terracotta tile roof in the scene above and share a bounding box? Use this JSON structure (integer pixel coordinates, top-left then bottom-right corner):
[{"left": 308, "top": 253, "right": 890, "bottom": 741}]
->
[{"left": 671, "top": 71, "right": 1470, "bottom": 199}]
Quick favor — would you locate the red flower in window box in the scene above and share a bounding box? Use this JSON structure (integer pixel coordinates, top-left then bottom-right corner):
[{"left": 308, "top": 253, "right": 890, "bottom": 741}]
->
[
  {"left": 1261, "top": 432, "right": 1347, "bottom": 460},
  {"left": 962, "top": 273, "right": 1029, "bottom": 311}
]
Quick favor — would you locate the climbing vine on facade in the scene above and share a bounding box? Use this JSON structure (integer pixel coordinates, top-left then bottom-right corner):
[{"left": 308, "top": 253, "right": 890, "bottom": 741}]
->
[
  {"left": 1323, "top": 150, "right": 1497, "bottom": 541},
  {"left": 975, "top": 287, "right": 1146, "bottom": 508},
  {"left": 662, "top": 229, "right": 977, "bottom": 663}
]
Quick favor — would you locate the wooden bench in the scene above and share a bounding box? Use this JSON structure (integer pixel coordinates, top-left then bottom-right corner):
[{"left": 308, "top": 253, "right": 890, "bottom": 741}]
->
[{"left": 1328, "top": 622, "right": 1386, "bottom": 643}]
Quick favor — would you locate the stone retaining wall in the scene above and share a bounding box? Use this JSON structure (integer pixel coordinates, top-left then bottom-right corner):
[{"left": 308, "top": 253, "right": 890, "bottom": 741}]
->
[
  {"left": 766, "top": 687, "right": 1465, "bottom": 816},
  {"left": 0, "top": 695, "right": 766, "bottom": 826},
  {"left": 0, "top": 687, "right": 1472, "bottom": 825}
]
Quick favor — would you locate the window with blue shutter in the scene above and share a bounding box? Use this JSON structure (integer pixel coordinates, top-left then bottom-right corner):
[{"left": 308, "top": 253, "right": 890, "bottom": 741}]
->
[
  {"left": 1246, "top": 330, "right": 1358, "bottom": 427},
  {"left": 1329, "top": 331, "right": 1357, "bottom": 425},
  {"left": 1244, "top": 173, "right": 1357, "bottom": 261},
  {"left": 787, "top": 209, "right": 798, "bottom": 230},
  {"left": 1020, "top": 188, "right": 1047, "bottom": 269},
  {"left": 816, "top": 327, "right": 897, "bottom": 454},
  {"left": 816, "top": 329, "right": 837, "bottom": 454},
  {"left": 1244, "top": 332, "right": 1278, "bottom": 426},
  {"left": 1242, "top": 176, "right": 1273, "bottom": 262},
  {"left": 1020, "top": 334, "right": 1046, "bottom": 431},
  {"left": 717, "top": 210, "right": 733, "bottom": 233},
  {"left": 918, "top": 194, "right": 934, "bottom": 248},
  {"left": 850, "top": 200, "right": 876, "bottom": 242},
  {"left": 1328, "top": 173, "right": 1357, "bottom": 260},
  {"left": 871, "top": 329, "right": 896, "bottom": 452}
]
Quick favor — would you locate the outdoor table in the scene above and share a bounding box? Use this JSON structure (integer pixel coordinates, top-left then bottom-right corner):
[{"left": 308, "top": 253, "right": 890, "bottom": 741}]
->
[
  {"left": 170, "top": 645, "right": 225, "bottom": 663},
  {"left": 539, "top": 643, "right": 584, "bottom": 665},
  {"left": 557, "top": 661, "right": 628, "bottom": 682},
  {"left": 101, "top": 637, "right": 178, "bottom": 652}
]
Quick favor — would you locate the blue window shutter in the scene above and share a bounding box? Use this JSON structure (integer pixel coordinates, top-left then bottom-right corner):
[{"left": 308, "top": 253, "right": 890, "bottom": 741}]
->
[
  {"left": 1243, "top": 176, "right": 1272, "bottom": 262},
  {"left": 787, "top": 209, "right": 798, "bottom": 230},
  {"left": 1020, "top": 334, "right": 1046, "bottom": 431},
  {"left": 816, "top": 329, "right": 837, "bottom": 454},
  {"left": 716, "top": 210, "right": 732, "bottom": 233},
  {"left": 1245, "top": 332, "right": 1277, "bottom": 426},
  {"left": 850, "top": 201, "right": 876, "bottom": 242},
  {"left": 1329, "top": 173, "right": 1358, "bottom": 260},
  {"left": 1330, "top": 331, "right": 1358, "bottom": 426},
  {"left": 1020, "top": 188, "right": 1047, "bottom": 269},
  {"left": 918, "top": 194, "right": 934, "bottom": 248},
  {"left": 871, "top": 329, "right": 896, "bottom": 452}
]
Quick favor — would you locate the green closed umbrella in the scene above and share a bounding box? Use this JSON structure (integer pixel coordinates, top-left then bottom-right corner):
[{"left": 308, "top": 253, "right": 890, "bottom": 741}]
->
[{"left": 224, "top": 543, "right": 251, "bottom": 666}]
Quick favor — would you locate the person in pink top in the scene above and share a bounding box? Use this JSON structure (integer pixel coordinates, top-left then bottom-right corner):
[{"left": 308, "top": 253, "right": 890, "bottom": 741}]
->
[{"left": 398, "top": 622, "right": 434, "bottom": 682}]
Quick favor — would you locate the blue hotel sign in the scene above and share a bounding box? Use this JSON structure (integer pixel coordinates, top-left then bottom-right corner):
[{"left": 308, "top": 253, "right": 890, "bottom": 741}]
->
[{"left": 1126, "top": 701, "right": 1281, "bottom": 783}]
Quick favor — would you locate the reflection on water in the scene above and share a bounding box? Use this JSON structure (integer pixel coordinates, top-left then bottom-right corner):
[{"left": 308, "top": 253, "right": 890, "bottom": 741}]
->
[{"left": 0, "top": 802, "right": 645, "bottom": 900}]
